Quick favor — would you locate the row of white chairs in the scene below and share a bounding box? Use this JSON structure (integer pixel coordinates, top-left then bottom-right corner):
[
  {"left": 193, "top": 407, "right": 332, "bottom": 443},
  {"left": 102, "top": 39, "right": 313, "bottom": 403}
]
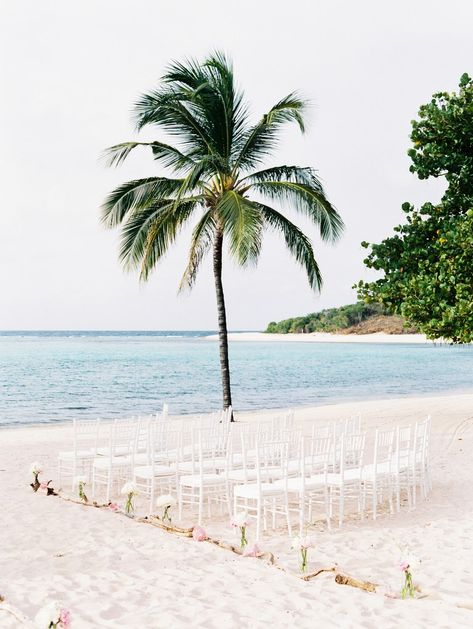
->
[{"left": 57, "top": 410, "right": 431, "bottom": 539}]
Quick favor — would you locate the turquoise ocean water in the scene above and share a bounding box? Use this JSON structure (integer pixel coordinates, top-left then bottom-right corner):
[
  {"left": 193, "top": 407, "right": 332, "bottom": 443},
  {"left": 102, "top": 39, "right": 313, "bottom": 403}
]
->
[{"left": 1, "top": 331, "right": 472, "bottom": 427}]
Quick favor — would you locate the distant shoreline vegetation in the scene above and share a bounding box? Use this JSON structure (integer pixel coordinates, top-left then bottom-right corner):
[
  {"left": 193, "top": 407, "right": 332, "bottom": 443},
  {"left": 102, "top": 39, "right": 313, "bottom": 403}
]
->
[{"left": 265, "top": 303, "right": 417, "bottom": 335}]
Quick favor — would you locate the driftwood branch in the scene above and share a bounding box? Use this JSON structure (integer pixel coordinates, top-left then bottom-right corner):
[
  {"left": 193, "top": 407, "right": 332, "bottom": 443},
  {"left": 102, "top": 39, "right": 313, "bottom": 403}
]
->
[
  {"left": 335, "top": 573, "right": 377, "bottom": 592},
  {"left": 57, "top": 492, "right": 110, "bottom": 509},
  {"left": 139, "top": 516, "right": 194, "bottom": 536},
  {"left": 301, "top": 567, "right": 336, "bottom": 581}
]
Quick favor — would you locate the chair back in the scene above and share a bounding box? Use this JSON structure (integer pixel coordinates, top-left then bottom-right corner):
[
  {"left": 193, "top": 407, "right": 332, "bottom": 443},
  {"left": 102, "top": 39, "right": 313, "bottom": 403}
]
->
[
  {"left": 339, "top": 432, "right": 366, "bottom": 476},
  {"left": 302, "top": 434, "right": 332, "bottom": 476},
  {"left": 73, "top": 418, "right": 101, "bottom": 455},
  {"left": 373, "top": 427, "right": 395, "bottom": 473},
  {"left": 255, "top": 440, "right": 289, "bottom": 489},
  {"left": 110, "top": 418, "right": 138, "bottom": 462}
]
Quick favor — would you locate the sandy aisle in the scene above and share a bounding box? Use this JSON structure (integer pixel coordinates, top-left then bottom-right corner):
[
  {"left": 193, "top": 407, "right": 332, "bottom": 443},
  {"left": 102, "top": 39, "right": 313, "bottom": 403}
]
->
[{"left": 1, "top": 394, "right": 473, "bottom": 628}]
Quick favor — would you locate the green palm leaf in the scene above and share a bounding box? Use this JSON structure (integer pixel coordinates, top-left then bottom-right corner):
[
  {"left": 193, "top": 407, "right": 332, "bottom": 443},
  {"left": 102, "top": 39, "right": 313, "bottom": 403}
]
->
[
  {"left": 254, "top": 201, "right": 323, "bottom": 290},
  {"left": 179, "top": 209, "right": 217, "bottom": 290},
  {"left": 120, "top": 197, "right": 202, "bottom": 279},
  {"left": 247, "top": 179, "right": 343, "bottom": 242},
  {"left": 101, "top": 177, "right": 202, "bottom": 227},
  {"left": 232, "top": 94, "right": 307, "bottom": 172},
  {"left": 217, "top": 190, "right": 263, "bottom": 266}
]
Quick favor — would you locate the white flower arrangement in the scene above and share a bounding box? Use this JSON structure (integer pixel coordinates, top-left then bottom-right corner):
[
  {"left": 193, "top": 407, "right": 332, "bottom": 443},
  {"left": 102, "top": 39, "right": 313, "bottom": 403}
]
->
[
  {"left": 34, "top": 601, "right": 71, "bottom": 628},
  {"left": 121, "top": 482, "right": 139, "bottom": 515},
  {"left": 74, "top": 475, "right": 88, "bottom": 503},
  {"left": 231, "top": 511, "right": 248, "bottom": 528},
  {"left": 231, "top": 511, "right": 249, "bottom": 548},
  {"left": 291, "top": 536, "right": 314, "bottom": 572},
  {"left": 29, "top": 461, "right": 42, "bottom": 477},
  {"left": 392, "top": 538, "right": 421, "bottom": 598},
  {"left": 156, "top": 494, "right": 177, "bottom": 523},
  {"left": 121, "top": 482, "right": 139, "bottom": 496}
]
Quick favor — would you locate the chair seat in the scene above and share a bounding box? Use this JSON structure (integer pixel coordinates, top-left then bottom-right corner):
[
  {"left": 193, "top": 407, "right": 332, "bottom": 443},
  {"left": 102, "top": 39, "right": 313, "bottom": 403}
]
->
[
  {"left": 96, "top": 446, "right": 131, "bottom": 457},
  {"left": 134, "top": 464, "right": 175, "bottom": 479},
  {"left": 58, "top": 449, "right": 95, "bottom": 460},
  {"left": 227, "top": 466, "right": 281, "bottom": 482},
  {"left": 178, "top": 458, "right": 226, "bottom": 473},
  {"left": 233, "top": 482, "right": 284, "bottom": 498},
  {"left": 214, "top": 454, "right": 244, "bottom": 470},
  {"left": 92, "top": 457, "right": 131, "bottom": 469},
  {"left": 132, "top": 453, "right": 152, "bottom": 465},
  {"left": 179, "top": 473, "right": 226, "bottom": 487},
  {"left": 362, "top": 462, "right": 394, "bottom": 479},
  {"left": 274, "top": 475, "right": 327, "bottom": 493},
  {"left": 308, "top": 469, "right": 361, "bottom": 486}
]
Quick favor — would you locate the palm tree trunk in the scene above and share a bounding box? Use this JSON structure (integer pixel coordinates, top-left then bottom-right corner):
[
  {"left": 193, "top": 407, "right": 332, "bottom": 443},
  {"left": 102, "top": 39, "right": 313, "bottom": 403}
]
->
[{"left": 212, "top": 228, "right": 233, "bottom": 416}]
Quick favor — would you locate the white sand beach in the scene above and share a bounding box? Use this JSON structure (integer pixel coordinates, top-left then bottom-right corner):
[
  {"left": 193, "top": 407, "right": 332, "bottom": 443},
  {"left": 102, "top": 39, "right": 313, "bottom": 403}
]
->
[
  {"left": 1, "top": 393, "right": 473, "bottom": 628},
  {"left": 205, "top": 332, "right": 437, "bottom": 344}
]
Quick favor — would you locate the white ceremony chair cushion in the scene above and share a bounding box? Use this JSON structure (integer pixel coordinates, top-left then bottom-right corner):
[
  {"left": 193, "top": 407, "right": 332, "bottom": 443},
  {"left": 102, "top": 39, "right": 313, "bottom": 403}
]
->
[
  {"left": 179, "top": 473, "right": 226, "bottom": 487},
  {"left": 134, "top": 465, "right": 175, "bottom": 479},
  {"left": 58, "top": 449, "right": 95, "bottom": 460}
]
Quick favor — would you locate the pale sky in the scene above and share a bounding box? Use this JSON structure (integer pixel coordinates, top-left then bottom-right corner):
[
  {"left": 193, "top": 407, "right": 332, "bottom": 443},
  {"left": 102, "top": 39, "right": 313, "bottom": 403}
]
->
[{"left": 1, "top": 0, "right": 472, "bottom": 330}]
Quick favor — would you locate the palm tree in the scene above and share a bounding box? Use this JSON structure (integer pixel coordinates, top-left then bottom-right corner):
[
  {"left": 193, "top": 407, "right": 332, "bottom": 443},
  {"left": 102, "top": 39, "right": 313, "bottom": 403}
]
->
[{"left": 101, "top": 52, "right": 343, "bottom": 416}]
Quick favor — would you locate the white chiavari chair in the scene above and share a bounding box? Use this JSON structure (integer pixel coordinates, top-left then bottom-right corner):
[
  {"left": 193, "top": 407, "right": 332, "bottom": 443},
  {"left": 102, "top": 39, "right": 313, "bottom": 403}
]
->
[
  {"left": 57, "top": 418, "right": 101, "bottom": 488},
  {"left": 134, "top": 426, "right": 181, "bottom": 515},
  {"left": 233, "top": 440, "right": 292, "bottom": 540},
  {"left": 325, "top": 432, "right": 366, "bottom": 527},
  {"left": 92, "top": 418, "right": 138, "bottom": 501},
  {"left": 178, "top": 427, "right": 229, "bottom": 525},
  {"left": 361, "top": 427, "right": 396, "bottom": 520}
]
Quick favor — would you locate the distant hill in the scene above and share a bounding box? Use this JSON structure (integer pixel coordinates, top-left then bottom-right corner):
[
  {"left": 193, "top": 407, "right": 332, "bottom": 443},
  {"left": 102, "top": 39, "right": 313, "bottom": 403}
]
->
[{"left": 265, "top": 303, "right": 417, "bottom": 335}]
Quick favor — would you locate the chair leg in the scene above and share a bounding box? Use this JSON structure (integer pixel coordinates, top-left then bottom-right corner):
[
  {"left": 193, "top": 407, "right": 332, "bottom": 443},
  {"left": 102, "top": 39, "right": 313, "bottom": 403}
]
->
[
  {"left": 299, "top": 493, "right": 305, "bottom": 537},
  {"left": 225, "top": 481, "right": 232, "bottom": 517},
  {"left": 198, "top": 487, "right": 203, "bottom": 525},
  {"left": 388, "top": 479, "right": 394, "bottom": 514},
  {"left": 178, "top": 483, "right": 183, "bottom": 521},
  {"left": 412, "top": 470, "right": 417, "bottom": 508},
  {"left": 284, "top": 493, "right": 292, "bottom": 537},
  {"left": 256, "top": 501, "right": 261, "bottom": 541},
  {"left": 339, "top": 486, "right": 344, "bottom": 527},
  {"left": 323, "top": 486, "right": 331, "bottom": 530},
  {"left": 372, "top": 481, "right": 377, "bottom": 521},
  {"left": 105, "top": 468, "right": 112, "bottom": 503},
  {"left": 92, "top": 467, "right": 96, "bottom": 499}
]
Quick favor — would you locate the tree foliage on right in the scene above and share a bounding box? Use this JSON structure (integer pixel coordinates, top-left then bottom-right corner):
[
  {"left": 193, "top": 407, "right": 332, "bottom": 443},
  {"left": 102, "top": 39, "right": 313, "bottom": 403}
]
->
[{"left": 357, "top": 74, "right": 473, "bottom": 343}]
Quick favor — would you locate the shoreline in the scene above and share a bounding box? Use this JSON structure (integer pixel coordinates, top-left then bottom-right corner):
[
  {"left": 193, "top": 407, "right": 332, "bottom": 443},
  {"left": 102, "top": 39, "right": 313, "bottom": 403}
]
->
[
  {"left": 2, "top": 390, "right": 473, "bottom": 433},
  {"left": 204, "top": 331, "right": 440, "bottom": 344}
]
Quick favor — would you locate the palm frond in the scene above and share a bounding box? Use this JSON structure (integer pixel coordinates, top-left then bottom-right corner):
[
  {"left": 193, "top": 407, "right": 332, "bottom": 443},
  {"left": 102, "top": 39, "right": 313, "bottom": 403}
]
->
[
  {"left": 101, "top": 177, "right": 203, "bottom": 227},
  {"left": 118, "top": 197, "right": 201, "bottom": 280},
  {"left": 239, "top": 165, "right": 318, "bottom": 186},
  {"left": 179, "top": 209, "right": 216, "bottom": 290},
  {"left": 102, "top": 142, "right": 152, "bottom": 167},
  {"left": 253, "top": 201, "right": 323, "bottom": 291},
  {"left": 247, "top": 179, "right": 344, "bottom": 242},
  {"left": 102, "top": 140, "right": 199, "bottom": 173},
  {"left": 217, "top": 190, "right": 263, "bottom": 266},
  {"left": 232, "top": 93, "right": 308, "bottom": 172},
  {"left": 134, "top": 89, "right": 217, "bottom": 157}
]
